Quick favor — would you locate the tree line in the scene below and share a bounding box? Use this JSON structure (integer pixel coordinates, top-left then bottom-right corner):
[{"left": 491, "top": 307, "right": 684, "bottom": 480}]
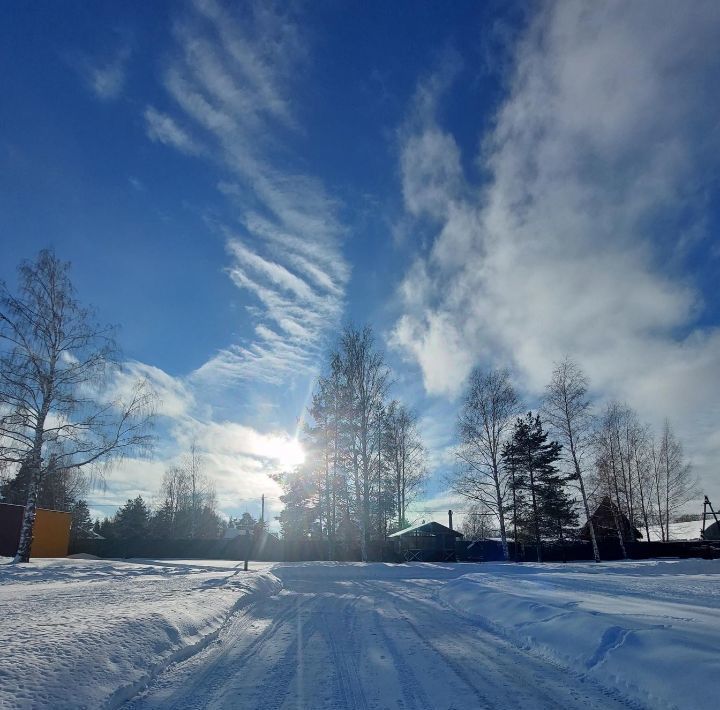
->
[
  {"left": 1, "top": 250, "right": 698, "bottom": 563},
  {"left": 451, "top": 360, "right": 696, "bottom": 562},
  {"left": 94, "top": 445, "right": 227, "bottom": 541},
  {"left": 274, "top": 325, "right": 428, "bottom": 560}
]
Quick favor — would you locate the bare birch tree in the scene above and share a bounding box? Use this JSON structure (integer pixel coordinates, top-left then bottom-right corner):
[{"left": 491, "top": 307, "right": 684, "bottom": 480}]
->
[
  {"left": 653, "top": 420, "right": 696, "bottom": 540},
  {"left": 542, "top": 357, "right": 600, "bottom": 562},
  {"left": 627, "top": 421, "right": 656, "bottom": 541},
  {"left": 384, "top": 400, "right": 427, "bottom": 529},
  {"left": 342, "top": 325, "right": 389, "bottom": 561},
  {"left": 0, "top": 250, "right": 155, "bottom": 562},
  {"left": 451, "top": 368, "right": 519, "bottom": 560}
]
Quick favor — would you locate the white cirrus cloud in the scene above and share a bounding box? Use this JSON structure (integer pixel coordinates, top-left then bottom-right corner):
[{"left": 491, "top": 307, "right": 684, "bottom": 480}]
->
[
  {"left": 110, "top": 361, "right": 196, "bottom": 419},
  {"left": 144, "top": 107, "right": 201, "bottom": 155},
  {"left": 142, "top": 0, "right": 347, "bottom": 387},
  {"left": 77, "top": 44, "right": 132, "bottom": 101}
]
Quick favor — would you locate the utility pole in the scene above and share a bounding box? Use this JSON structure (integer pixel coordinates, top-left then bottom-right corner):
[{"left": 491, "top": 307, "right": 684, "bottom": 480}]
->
[{"left": 701, "top": 496, "right": 720, "bottom": 539}]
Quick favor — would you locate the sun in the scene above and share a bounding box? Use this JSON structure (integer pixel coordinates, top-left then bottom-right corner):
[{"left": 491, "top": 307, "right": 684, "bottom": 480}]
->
[{"left": 275, "top": 437, "right": 306, "bottom": 469}]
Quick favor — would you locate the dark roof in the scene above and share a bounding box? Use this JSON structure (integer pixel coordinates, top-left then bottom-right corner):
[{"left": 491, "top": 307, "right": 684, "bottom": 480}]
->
[
  {"left": 388, "top": 521, "right": 463, "bottom": 538},
  {"left": 579, "top": 497, "right": 642, "bottom": 541},
  {"left": 704, "top": 521, "right": 720, "bottom": 540}
]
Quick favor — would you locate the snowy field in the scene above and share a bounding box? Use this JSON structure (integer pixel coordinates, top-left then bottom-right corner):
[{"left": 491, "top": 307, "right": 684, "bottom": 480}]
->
[
  {"left": 645, "top": 521, "right": 705, "bottom": 540},
  {"left": 1, "top": 557, "right": 718, "bottom": 709}
]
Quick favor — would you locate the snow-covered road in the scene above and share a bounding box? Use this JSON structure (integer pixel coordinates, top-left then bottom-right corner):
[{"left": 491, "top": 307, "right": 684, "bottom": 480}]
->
[{"left": 127, "top": 563, "right": 643, "bottom": 710}]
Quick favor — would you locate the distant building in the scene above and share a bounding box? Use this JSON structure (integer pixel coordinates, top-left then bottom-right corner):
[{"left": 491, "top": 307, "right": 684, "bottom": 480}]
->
[
  {"left": 703, "top": 521, "right": 720, "bottom": 540},
  {"left": 579, "top": 497, "right": 642, "bottom": 543},
  {"left": 388, "top": 521, "right": 463, "bottom": 562}
]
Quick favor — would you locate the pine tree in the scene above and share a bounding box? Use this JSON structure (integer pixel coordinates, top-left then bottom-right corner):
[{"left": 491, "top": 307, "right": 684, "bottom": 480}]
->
[
  {"left": 150, "top": 500, "right": 177, "bottom": 538},
  {"left": 98, "top": 517, "right": 115, "bottom": 539},
  {"left": 272, "top": 467, "right": 321, "bottom": 540}
]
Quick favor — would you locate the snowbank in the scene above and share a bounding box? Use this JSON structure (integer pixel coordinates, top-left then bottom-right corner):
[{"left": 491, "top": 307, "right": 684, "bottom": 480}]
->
[
  {"left": 645, "top": 520, "right": 704, "bottom": 540},
  {"left": 0, "top": 558, "right": 280, "bottom": 709},
  {"left": 441, "top": 559, "right": 720, "bottom": 709}
]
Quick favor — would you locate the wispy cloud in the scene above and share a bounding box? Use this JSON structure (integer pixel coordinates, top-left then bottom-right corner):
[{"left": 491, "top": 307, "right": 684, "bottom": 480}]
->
[
  {"left": 392, "top": 1, "right": 720, "bottom": 495},
  {"left": 108, "top": 361, "right": 196, "bottom": 419},
  {"left": 78, "top": 44, "right": 132, "bottom": 101},
  {"left": 142, "top": 0, "right": 346, "bottom": 387},
  {"left": 144, "top": 107, "right": 201, "bottom": 155}
]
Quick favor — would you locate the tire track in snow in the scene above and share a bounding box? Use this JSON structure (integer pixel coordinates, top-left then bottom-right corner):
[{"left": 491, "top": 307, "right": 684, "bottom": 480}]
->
[
  {"left": 379, "top": 580, "right": 643, "bottom": 710},
  {"left": 229, "top": 596, "right": 322, "bottom": 710},
  {"left": 127, "top": 566, "right": 652, "bottom": 710},
  {"left": 126, "top": 591, "right": 316, "bottom": 709},
  {"left": 382, "top": 591, "right": 495, "bottom": 709},
  {"left": 369, "top": 604, "right": 432, "bottom": 710},
  {"left": 320, "top": 611, "right": 369, "bottom": 710}
]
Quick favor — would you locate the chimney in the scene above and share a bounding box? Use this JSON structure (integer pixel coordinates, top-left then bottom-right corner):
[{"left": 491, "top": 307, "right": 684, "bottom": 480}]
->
[{"left": 448, "top": 509, "right": 453, "bottom": 530}]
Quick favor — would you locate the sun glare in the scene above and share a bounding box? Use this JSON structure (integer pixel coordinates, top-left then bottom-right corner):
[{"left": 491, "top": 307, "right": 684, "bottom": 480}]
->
[{"left": 275, "top": 438, "right": 305, "bottom": 469}]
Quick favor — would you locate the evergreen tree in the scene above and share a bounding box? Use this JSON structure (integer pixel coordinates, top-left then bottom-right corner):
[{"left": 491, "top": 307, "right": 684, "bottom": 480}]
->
[
  {"left": 70, "top": 500, "right": 94, "bottom": 542},
  {"left": 149, "top": 500, "right": 177, "bottom": 538},
  {"left": 193, "top": 505, "right": 224, "bottom": 539},
  {"left": 98, "top": 517, "right": 115, "bottom": 539},
  {"left": 272, "top": 467, "right": 321, "bottom": 540},
  {"left": 537, "top": 466, "right": 579, "bottom": 545},
  {"left": 112, "top": 496, "right": 150, "bottom": 540},
  {"left": 501, "top": 436, "right": 529, "bottom": 559},
  {"left": 504, "top": 413, "right": 566, "bottom": 561}
]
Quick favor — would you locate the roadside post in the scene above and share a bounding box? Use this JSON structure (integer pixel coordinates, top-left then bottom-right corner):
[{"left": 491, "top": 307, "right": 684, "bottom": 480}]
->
[{"left": 239, "top": 527, "right": 249, "bottom": 571}]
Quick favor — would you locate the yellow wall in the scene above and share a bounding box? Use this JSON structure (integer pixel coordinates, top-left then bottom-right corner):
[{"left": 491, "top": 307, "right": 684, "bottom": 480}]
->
[{"left": 31, "top": 508, "right": 71, "bottom": 558}]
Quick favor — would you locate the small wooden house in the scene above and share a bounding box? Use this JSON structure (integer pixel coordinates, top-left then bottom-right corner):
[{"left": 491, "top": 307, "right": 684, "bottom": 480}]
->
[
  {"left": 703, "top": 521, "right": 720, "bottom": 540},
  {"left": 388, "top": 521, "right": 463, "bottom": 562},
  {"left": 579, "top": 497, "right": 642, "bottom": 543}
]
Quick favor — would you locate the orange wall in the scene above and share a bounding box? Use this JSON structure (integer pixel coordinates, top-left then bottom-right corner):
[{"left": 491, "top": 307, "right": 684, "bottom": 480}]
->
[{"left": 31, "top": 508, "right": 71, "bottom": 557}]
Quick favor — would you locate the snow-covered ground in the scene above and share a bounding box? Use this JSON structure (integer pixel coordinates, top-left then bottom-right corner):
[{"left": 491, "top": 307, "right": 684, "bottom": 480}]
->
[
  {"left": 0, "top": 557, "right": 279, "bottom": 708},
  {"left": 442, "top": 559, "right": 720, "bottom": 709},
  {"left": 1, "top": 557, "right": 718, "bottom": 709},
  {"left": 645, "top": 521, "right": 705, "bottom": 540}
]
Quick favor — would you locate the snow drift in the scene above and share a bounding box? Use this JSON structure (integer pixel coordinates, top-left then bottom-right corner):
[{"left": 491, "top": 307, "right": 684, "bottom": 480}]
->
[
  {"left": 440, "top": 559, "right": 720, "bottom": 709},
  {"left": 0, "top": 558, "right": 280, "bottom": 709}
]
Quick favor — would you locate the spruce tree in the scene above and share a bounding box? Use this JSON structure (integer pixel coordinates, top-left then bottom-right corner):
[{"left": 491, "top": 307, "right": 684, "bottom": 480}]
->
[
  {"left": 505, "top": 413, "right": 564, "bottom": 562},
  {"left": 113, "top": 496, "right": 150, "bottom": 540},
  {"left": 537, "top": 466, "right": 578, "bottom": 546}
]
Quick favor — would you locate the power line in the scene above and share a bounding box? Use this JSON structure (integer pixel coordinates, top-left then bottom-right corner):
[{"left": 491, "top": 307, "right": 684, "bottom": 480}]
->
[{"left": 411, "top": 508, "right": 492, "bottom": 515}]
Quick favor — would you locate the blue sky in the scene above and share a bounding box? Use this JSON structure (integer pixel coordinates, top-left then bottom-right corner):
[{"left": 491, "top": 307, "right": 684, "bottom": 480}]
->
[{"left": 2, "top": 0, "right": 719, "bottom": 524}]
